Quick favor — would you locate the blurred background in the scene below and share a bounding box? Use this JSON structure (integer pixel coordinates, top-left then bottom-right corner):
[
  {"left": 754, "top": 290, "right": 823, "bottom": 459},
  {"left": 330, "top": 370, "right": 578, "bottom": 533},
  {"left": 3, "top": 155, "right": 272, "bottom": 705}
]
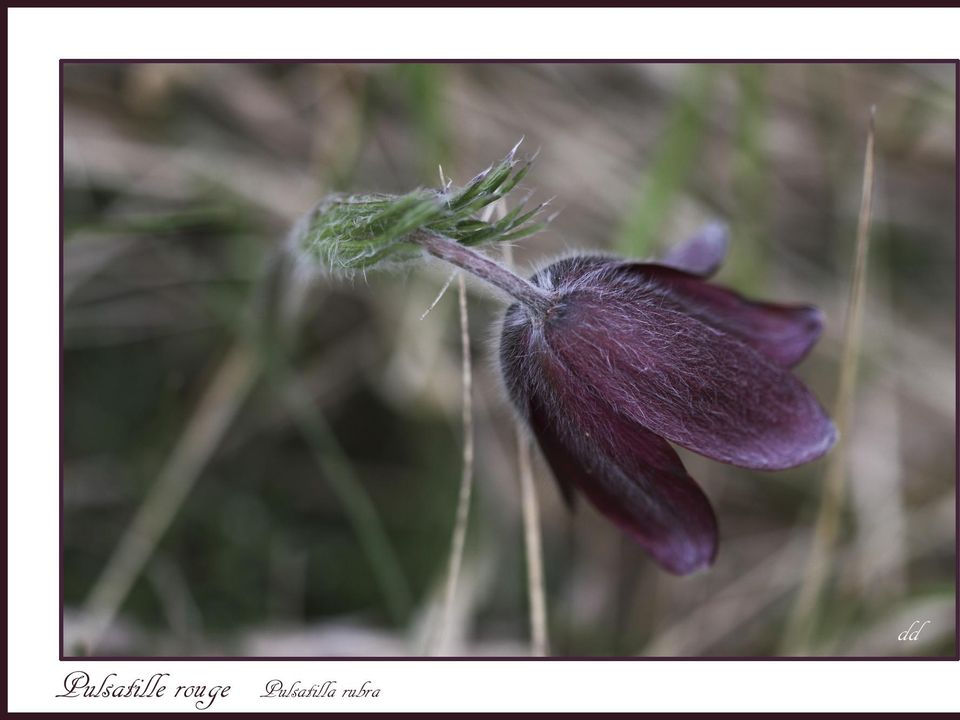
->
[{"left": 62, "top": 63, "right": 955, "bottom": 657}]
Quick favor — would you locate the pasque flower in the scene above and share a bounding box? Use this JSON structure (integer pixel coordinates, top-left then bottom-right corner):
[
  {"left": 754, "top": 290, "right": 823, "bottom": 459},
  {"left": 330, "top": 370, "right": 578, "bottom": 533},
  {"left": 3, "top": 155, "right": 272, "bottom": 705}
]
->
[
  {"left": 499, "top": 224, "right": 837, "bottom": 574},
  {"left": 299, "top": 146, "right": 836, "bottom": 576}
]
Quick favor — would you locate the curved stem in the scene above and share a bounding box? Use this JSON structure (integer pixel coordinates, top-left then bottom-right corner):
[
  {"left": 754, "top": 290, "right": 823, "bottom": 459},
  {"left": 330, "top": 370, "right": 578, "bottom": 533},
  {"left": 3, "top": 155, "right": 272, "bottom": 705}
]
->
[{"left": 412, "top": 231, "right": 553, "bottom": 315}]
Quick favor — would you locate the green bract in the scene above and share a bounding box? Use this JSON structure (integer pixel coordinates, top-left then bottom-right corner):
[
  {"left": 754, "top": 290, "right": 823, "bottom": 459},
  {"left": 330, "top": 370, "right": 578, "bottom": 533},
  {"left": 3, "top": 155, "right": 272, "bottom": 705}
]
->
[{"left": 297, "top": 143, "right": 548, "bottom": 272}]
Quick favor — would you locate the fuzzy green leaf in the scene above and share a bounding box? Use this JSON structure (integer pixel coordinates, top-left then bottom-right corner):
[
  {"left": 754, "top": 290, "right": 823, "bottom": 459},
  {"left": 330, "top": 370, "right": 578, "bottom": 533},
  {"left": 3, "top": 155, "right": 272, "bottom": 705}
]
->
[{"left": 296, "top": 143, "right": 548, "bottom": 273}]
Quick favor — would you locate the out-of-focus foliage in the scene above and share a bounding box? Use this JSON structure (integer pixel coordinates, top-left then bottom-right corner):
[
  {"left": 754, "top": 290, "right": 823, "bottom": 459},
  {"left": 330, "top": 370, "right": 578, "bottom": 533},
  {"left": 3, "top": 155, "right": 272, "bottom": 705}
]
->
[{"left": 63, "top": 63, "right": 956, "bottom": 657}]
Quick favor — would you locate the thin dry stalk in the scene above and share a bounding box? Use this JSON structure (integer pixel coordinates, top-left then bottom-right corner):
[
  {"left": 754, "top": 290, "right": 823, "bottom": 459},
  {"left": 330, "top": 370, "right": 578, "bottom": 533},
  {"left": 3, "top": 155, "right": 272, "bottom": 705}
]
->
[
  {"left": 783, "top": 108, "right": 876, "bottom": 653},
  {"left": 433, "top": 274, "right": 476, "bottom": 654},
  {"left": 501, "top": 240, "right": 550, "bottom": 657},
  {"left": 516, "top": 426, "right": 550, "bottom": 657}
]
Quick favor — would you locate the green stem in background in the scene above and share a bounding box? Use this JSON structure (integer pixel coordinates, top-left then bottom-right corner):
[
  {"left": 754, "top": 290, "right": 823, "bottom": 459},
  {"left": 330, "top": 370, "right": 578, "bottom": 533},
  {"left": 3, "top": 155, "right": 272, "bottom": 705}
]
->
[
  {"left": 618, "top": 65, "right": 716, "bottom": 257},
  {"left": 275, "top": 368, "right": 413, "bottom": 624},
  {"left": 257, "top": 255, "right": 414, "bottom": 625},
  {"left": 730, "top": 63, "right": 770, "bottom": 293},
  {"left": 782, "top": 107, "right": 876, "bottom": 654},
  {"left": 400, "top": 63, "right": 450, "bottom": 179}
]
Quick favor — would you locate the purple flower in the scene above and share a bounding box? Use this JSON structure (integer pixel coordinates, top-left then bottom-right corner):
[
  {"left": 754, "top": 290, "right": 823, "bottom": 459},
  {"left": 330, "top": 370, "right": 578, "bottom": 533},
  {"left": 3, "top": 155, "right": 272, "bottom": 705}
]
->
[{"left": 499, "top": 224, "right": 837, "bottom": 574}]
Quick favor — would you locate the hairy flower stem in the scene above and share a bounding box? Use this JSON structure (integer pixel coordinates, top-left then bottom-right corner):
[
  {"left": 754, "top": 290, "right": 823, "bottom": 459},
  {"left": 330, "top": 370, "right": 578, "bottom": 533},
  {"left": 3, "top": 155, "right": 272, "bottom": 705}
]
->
[{"left": 412, "top": 231, "right": 553, "bottom": 314}]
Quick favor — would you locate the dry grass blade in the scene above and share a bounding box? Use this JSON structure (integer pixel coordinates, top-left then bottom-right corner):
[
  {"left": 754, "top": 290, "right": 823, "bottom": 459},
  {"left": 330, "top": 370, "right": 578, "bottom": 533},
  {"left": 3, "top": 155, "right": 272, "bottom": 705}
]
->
[
  {"left": 782, "top": 107, "right": 877, "bottom": 654},
  {"left": 517, "top": 426, "right": 549, "bottom": 657},
  {"left": 501, "top": 239, "right": 550, "bottom": 657},
  {"left": 432, "top": 273, "right": 476, "bottom": 654},
  {"left": 420, "top": 270, "right": 457, "bottom": 321}
]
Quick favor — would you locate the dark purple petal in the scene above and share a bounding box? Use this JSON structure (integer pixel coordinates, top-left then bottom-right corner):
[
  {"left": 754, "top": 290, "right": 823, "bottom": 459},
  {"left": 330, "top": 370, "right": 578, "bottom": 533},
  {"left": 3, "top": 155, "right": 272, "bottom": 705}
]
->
[
  {"left": 529, "top": 396, "right": 717, "bottom": 575},
  {"left": 622, "top": 264, "right": 824, "bottom": 367},
  {"left": 658, "top": 222, "right": 729, "bottom": 277},
  {"left": 530, "top": 396, "right": 717, "bottom": 575},
  {"left": 532, "top": 257, "right": 837, "bottom": 470},
  {"left": 500, "top": 309, "right": 717, "bottom": 574}
]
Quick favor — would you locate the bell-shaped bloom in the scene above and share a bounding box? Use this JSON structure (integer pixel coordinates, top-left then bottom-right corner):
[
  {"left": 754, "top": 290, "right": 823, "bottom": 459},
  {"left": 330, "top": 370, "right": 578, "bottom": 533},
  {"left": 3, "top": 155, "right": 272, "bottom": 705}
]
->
[{"left": 499, "top": 224, "right": 836, "bottom": 574}]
